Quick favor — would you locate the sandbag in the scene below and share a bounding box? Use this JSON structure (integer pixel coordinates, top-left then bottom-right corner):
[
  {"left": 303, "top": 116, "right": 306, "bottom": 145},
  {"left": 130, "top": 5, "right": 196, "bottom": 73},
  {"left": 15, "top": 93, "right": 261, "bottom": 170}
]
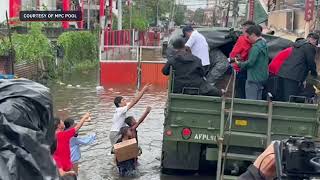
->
[
  {"left": 206, "top": 49, "right": 229, "bottom": 86},
  {"left": 0, "top": 79, "right": 59, "bottom": 180}
]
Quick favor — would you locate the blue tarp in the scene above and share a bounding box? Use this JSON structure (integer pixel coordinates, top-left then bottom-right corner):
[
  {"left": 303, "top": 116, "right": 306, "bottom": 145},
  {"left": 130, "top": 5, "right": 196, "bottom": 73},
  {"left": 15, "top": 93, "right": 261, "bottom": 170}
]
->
[{"left": 0, "top": 74, "right": 15, "bottom": 79}]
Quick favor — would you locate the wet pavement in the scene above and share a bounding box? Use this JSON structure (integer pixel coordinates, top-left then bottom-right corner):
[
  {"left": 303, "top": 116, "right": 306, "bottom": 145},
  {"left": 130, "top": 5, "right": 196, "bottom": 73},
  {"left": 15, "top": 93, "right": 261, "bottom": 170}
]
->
[{"left": 49, "top": 69, "right": 212, "bottom": 180}]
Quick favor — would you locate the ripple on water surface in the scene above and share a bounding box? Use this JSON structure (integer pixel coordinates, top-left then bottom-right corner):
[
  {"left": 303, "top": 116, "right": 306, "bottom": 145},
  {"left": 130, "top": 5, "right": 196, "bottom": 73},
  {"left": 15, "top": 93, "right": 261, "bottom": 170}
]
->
[{"left": 50, "top": 72, "right": 213, "bottom": 180}]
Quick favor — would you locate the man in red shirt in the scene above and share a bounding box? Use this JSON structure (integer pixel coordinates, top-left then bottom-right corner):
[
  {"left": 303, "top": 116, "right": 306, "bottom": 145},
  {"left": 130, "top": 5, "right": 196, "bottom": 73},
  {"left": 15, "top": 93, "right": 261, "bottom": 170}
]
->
[
  {"left": 229, "top": 20, "right": 256, "bottom": 98},
  {"left": 53, "top": 112, "right": 91, "bottom": 174}
]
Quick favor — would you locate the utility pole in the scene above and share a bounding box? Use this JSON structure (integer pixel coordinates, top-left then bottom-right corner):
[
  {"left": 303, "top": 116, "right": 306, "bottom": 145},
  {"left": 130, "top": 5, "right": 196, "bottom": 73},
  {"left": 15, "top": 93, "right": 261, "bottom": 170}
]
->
[
  {"left": 172, "top": 1, "right": 176, "bottom": 22},
  {"left": 156, "top": 0, "right": 160, "bottom": 26},
  {"left": 275, "top": 0, "right": 281, "bottom": 10},
  {"left": 118, "top": 0, "right": 122, "bottom": 30},
  {"left": 129, "top": 0, "right": 132, "bottom": 29},
  {"left": 225, "top": 0, "right": 231, "bottom": 27},
  {"left": 316, "top": 0, "right": 320, "bottom": 30},
  {"left": 87, "top": 0, "right": 90, "bottom": 30},
  {"left": 232, "top": 0, "right": 238, "bottom": 27}
]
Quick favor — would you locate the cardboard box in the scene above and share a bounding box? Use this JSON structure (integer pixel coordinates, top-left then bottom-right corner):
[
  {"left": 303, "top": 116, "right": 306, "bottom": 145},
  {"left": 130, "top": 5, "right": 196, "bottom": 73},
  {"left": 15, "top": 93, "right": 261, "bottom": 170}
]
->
[{"left": 114, "top": 138, "right": 139, "bottom": 162}]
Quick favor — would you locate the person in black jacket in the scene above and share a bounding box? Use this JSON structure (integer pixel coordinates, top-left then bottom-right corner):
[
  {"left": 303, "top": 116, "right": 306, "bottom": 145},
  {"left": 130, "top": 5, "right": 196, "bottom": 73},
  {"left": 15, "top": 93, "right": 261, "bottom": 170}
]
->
[
  {"left": 162, "top": 38, "right": 222, "bottom": 96},
  {"left": 277, "top": 32, "right": 319, "bottom": 102}
]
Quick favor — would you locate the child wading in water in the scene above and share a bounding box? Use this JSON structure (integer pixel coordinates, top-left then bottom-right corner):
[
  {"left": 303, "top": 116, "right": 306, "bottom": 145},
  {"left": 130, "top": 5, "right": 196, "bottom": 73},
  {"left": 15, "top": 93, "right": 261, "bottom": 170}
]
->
[
  {"left": 53, "top": 113, "right": 91, "bottom": 176},
  {"left": 109, "top": 84, "right": 151, "bottom": 146},
  {"left": 116, "top": 127, "right": 138, "bottom": 177},
  {"left": 114, "top": 106, "right": 151, "bottom": 176},
  {"left": 125, "top": 106, "right": 152, "bottom": 143},
  {"left": 64, "top": 118, "right": 96, "bottom": 174}
]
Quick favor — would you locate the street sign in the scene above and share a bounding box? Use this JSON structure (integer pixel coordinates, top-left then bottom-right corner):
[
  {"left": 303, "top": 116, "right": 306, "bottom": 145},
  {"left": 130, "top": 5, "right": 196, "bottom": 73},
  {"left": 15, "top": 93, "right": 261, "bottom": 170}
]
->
[
  {"left": 305, "top": 0, "right": 315, "bottom": 21},
  {"left": 20, "top": 11, "right": 82, "bottom": 21},
  {"left": 248, "top": 0, "right": 255, "bottom": 21}
]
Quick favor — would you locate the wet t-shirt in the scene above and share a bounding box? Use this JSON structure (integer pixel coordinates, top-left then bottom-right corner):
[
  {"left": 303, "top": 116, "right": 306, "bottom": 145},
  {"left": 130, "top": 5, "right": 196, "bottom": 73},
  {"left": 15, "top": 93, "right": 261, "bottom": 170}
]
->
[
  {"left": 53, "top": 128, "right": 76, "bottom": 171},
  {"left": 110, "top": 106, "right": 128, "bottom": 132}
]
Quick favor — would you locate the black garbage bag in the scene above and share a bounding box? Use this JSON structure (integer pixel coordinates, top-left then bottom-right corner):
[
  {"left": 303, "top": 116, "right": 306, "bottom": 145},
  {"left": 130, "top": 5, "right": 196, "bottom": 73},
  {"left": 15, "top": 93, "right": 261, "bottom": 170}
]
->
[
  {"left": 206, "top": 49, "right": 229, "bottom": 86},
  {"left": 0, "top": 79, "right": 59, "bottom": 180}
]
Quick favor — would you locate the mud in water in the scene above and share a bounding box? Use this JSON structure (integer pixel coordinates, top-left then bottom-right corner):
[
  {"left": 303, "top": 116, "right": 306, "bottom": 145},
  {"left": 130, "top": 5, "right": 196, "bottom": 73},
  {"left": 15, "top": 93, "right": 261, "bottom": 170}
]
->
[{"left": 49, "top": 70, "right": 213, "bottom": 180}]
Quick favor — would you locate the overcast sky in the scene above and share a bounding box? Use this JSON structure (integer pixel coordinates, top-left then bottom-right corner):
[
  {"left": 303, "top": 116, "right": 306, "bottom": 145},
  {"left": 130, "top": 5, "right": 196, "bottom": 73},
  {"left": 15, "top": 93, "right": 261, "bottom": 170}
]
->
[{"left": 179, "top": 0, "right": 249, "bottom": 11}]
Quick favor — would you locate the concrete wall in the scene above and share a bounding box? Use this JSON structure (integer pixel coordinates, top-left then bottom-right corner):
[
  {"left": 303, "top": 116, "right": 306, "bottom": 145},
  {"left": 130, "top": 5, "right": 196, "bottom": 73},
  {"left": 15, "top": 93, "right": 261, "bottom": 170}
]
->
[
  {"left": 0, "top": 0, "right": 10, "bottom": 23},
  {"left": 268, "top": 9, "right": 295, "bottom": 31},
  {"left": 268, "top": 8, "right": 316, "bottom": 34},
  {"left": 293, "top": 9, "right": 306, "bottom": 34}
]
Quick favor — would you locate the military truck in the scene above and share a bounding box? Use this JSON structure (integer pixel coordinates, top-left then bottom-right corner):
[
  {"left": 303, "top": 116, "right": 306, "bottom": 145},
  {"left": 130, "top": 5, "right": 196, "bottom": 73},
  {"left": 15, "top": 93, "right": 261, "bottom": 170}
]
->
[{"left": 160, "top": 28, "right": 320, "bottom": 179}]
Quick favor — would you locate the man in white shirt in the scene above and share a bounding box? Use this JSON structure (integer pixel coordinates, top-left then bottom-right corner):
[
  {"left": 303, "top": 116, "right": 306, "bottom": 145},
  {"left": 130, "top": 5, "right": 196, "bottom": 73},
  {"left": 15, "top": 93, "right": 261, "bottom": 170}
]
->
[
  {"left": 109, "top": 84, "right": 151, "bottom": 146},
  {"left": 183, "top": 25, "right": 211, "bottom": 73}
]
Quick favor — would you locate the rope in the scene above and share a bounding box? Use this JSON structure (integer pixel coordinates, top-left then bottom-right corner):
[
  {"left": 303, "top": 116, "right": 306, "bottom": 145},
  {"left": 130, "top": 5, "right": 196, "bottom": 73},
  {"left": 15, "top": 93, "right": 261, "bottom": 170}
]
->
[{"left": 220, "top": 69, "right": 237, "bottom": 179}]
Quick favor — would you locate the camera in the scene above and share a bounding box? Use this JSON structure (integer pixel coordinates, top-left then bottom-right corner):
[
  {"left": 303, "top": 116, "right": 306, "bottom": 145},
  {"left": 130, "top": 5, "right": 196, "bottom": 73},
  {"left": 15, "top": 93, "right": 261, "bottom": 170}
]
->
[{"left": 274, "top": 137, "right": 320, "bottom": 180}]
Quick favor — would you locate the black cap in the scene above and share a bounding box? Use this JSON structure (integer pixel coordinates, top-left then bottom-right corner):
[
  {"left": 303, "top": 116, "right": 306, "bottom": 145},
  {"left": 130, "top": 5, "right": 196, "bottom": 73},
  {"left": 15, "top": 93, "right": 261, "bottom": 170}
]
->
[
  {"left": 182, "top": 25, "right": 194, "bottom": 37},
  {"left": 308, "top": 32, "right": 320, "bottom": 41}
]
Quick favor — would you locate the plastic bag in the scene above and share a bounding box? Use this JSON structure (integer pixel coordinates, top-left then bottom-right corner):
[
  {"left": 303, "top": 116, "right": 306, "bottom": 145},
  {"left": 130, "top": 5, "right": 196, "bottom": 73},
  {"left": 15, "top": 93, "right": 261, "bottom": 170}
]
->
[{"left": 0, "top": 78, "right": 59, "bottom": 180}]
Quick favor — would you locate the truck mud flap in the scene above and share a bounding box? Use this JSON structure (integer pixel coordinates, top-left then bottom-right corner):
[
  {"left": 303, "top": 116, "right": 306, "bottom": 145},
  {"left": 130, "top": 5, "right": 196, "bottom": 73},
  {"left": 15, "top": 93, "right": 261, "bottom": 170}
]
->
[{"left": 161, "top": 141, "right": 201, "bottom": 170}]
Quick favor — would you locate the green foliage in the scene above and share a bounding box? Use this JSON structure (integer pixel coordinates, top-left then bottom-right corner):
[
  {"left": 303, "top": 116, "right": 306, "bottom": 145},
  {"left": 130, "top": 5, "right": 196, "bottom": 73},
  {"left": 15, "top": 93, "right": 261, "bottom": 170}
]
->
[
  {"left": 57, "top": 31, "right": 98, "bottom": 71},
  {"left": 121, "top": 6, "right": 148, "bottom": 31},
  {"left": 119, "top": 0, "right": 172, "bottom": 29},
  {"left": 0, "top": 38, "right": 11, "bottom": 56},
  {"left": 12, "top": 23, "right": 54, "bottom": 63},
  {"left": 131, "top": 15, "right": 148, "bottom": 31},
  {"left": 73, "top": 60, "right": 98, "bottom": 71},
  {"left": 174, "top": 5, "right": 186, "bottom": 26},
  {"left": 112, "top": 13, "right": 118, "bottom": 30},
  {"left": 1, "top": 22, "right": 97, "bottom": 79},
  {"left": 144, "top": 0, "right": 172, "bottom": 24},
  {"left": 194, "top": 8, "right": 205, "bottom": 25}
]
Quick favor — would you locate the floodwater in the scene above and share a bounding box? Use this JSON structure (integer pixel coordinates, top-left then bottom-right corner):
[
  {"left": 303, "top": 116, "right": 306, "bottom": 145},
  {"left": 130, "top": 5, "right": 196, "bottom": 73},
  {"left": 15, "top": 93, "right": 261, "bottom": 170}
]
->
[{"left": 49, "top": 69, "right": 212, "bottom": 180}]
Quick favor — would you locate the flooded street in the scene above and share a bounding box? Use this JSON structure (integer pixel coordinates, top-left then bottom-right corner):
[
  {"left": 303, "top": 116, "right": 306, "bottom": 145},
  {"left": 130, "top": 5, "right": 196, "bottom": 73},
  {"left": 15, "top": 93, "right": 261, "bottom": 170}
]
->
[{"left": 49, "top": 69, "right": 212, "bottom": 180}]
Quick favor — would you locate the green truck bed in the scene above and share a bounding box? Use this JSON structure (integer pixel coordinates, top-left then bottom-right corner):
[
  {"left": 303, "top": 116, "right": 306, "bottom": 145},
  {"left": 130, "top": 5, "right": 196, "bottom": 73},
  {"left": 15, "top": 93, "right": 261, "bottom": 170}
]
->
[
  {"left": 164, "top": 94, "right": 319, "bottom": 147},
  {"left": 161, "top": 93, "right": 320, "bottom": 177}
]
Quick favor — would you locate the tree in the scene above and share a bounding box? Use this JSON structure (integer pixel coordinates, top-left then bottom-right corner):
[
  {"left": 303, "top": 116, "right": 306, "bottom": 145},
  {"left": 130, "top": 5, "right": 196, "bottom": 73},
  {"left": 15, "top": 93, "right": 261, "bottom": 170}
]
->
[
  {"left": 174, "top": 5, "right": 186, "bottom": 26},
  {"left": 122, "top": 5, "right": 148, "bottom": 30},
  {"left": 119, "top": 0, "right": 172, "bottom": 29},
  {"left": 194, "top": 8, "right": 205, "bottom": 25},
  {"left": 145, "top": 0, "right": 172, "bottom": 25}
]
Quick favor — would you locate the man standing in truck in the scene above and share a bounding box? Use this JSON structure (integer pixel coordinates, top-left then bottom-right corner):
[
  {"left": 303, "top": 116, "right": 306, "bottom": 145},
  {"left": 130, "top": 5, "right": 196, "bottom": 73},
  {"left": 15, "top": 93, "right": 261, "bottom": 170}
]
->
[
  {"left": 162, "top": 38, "right": 222, "bottom": 96},
  {"left": 183, "top": 25, "right": 211, "bottom": 74},
  {"left": 229, "top": 20, "right": 256, "bottom": 99},
  {"left": 235, "top": 25, "right": 269, "bottom": 100},
  {"left": 277, "top": 32, "right": 319, "bottom": 101}
]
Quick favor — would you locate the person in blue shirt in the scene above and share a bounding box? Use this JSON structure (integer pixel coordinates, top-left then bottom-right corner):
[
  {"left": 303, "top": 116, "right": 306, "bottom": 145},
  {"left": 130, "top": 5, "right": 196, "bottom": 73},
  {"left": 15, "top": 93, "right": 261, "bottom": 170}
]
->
[{"left": 64, "top": 118, "right": 96, "bottom": 174}]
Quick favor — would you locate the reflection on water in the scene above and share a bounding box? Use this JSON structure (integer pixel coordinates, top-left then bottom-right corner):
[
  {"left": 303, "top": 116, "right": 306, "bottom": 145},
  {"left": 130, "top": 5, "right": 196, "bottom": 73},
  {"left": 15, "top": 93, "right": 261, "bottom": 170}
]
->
[{"left": 49, "top": 70, "right": 212, "bottom": 180}]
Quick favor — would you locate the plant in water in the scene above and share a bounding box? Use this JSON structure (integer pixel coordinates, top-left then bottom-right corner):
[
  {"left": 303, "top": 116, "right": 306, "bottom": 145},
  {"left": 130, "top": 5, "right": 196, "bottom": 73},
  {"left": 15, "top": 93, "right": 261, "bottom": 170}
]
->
[
  {"left": 12, "top": 23, "right": 54, "bottom": 64},
  {"left": 0, "top": 37, "right": 11, "bottom": 56},
  {"left": 57, "top": 31, "right": 98, "bottom": 72}
]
